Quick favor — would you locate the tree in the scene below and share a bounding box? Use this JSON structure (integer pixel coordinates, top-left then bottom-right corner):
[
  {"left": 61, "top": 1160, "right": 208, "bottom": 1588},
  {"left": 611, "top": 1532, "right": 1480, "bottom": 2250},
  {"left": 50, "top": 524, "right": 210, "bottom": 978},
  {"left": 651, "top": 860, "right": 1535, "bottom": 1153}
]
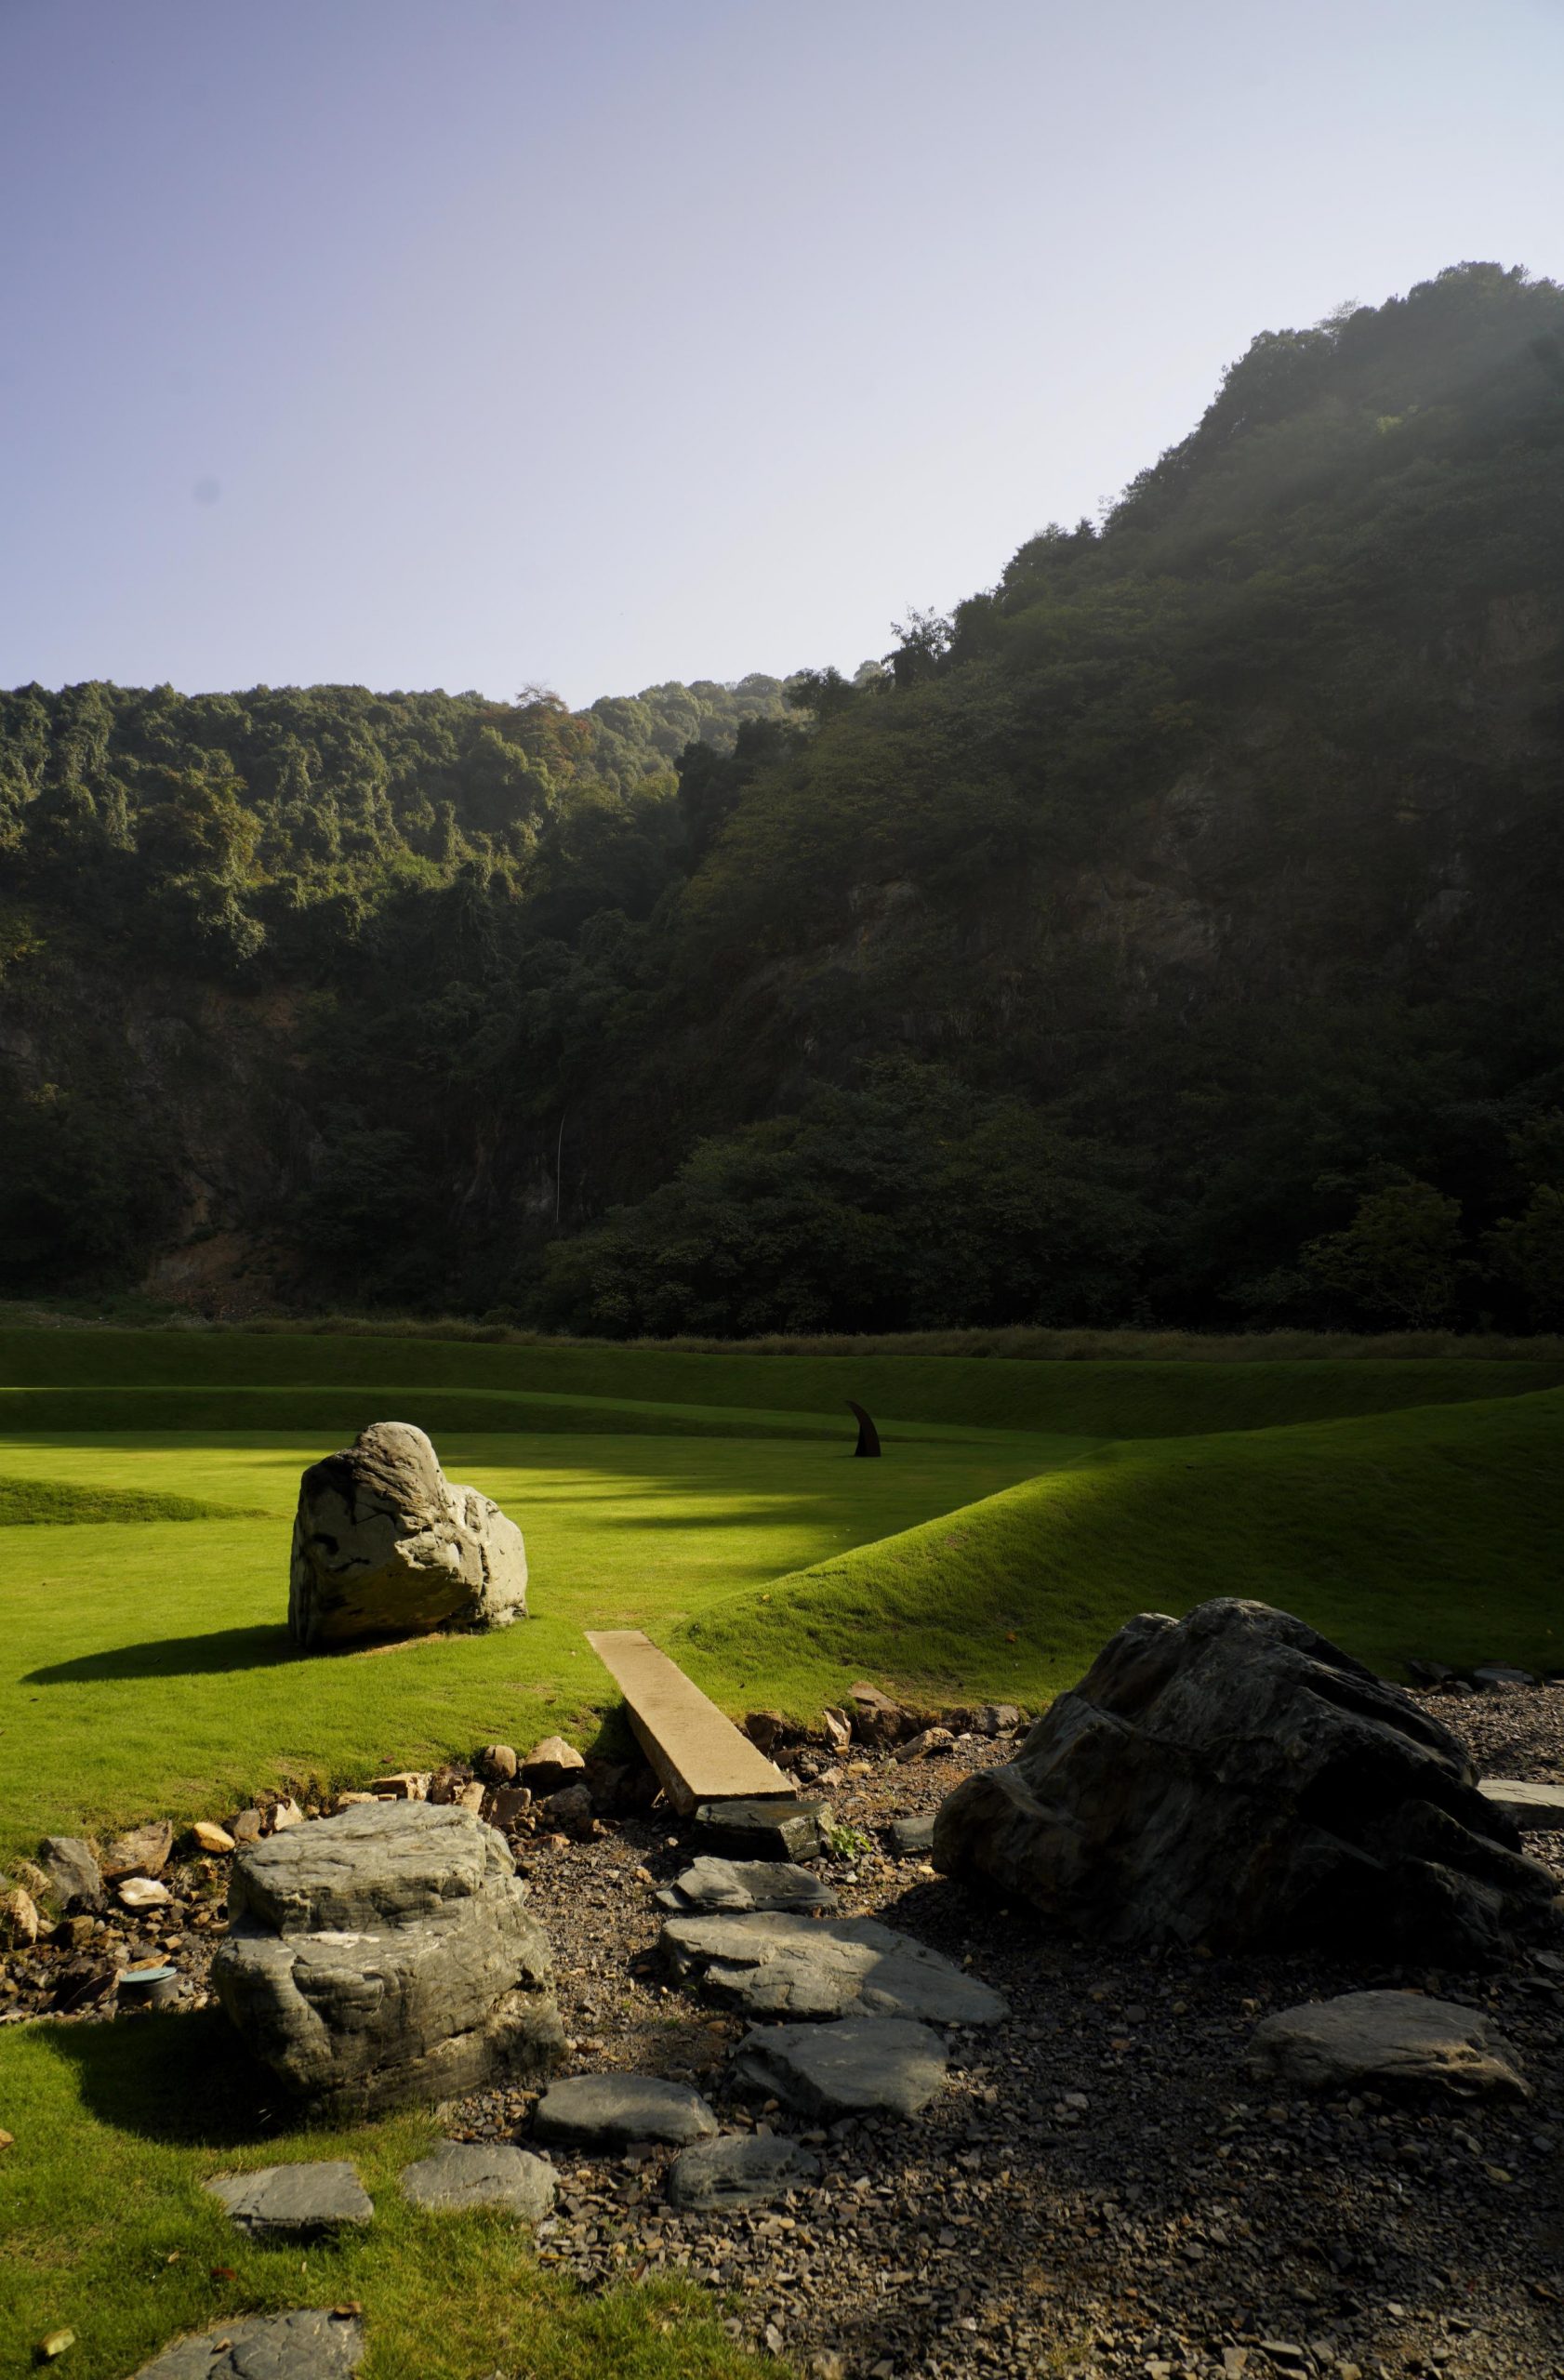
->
[{"left": 1300, "top": 1177, "right": 1465, "bottom": 1327}]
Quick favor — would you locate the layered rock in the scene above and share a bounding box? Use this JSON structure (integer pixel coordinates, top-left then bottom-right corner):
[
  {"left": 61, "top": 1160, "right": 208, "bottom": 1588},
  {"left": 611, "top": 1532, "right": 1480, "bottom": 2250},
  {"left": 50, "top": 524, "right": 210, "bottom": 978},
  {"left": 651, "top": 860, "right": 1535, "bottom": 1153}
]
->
[
  {"left": 288, "top": 1421, "right": 527, "bottom": 1648},
  {"left": 211, "top": 1802, "right": 563, "bottom": 2112},
  {"left": 934, "top": 1598, "right": 1561, "bottom": 1962}
]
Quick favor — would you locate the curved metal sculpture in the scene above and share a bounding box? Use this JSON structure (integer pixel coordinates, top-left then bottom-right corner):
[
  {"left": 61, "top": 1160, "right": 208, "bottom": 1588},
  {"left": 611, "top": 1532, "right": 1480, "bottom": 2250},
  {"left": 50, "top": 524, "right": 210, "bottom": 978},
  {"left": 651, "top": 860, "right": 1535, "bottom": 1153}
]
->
[{"left": 846, "top": 1400, "right": 881, "bottom": 1458}]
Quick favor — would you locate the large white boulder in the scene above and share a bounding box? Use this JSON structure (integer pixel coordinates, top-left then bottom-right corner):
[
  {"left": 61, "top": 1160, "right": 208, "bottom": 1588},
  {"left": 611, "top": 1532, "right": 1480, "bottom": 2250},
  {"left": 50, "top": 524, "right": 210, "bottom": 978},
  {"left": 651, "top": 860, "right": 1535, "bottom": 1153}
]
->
[{"left": 288, "top": 1421, "right": 526, "bottom": 1649}]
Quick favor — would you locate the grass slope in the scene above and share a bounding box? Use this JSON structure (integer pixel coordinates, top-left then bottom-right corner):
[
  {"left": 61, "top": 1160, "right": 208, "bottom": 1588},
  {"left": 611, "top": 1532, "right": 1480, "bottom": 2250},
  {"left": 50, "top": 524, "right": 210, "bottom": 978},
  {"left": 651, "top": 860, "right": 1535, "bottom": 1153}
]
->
[
  {"left": 3, "top": 1328, "right": 1560, "bottom": 1435},
  {"left": 0, "top": 1476, "right": 250, "bottom": 1526},
  {"left": 0, "top": 1427, "right": 1075, "bottom": 1862},
  {"left": 0, "top": 2012, "right": 766, "bottom": 2380},
  {"left": 675, "top": 1390, "right": 1564, "bottom": 1712}
]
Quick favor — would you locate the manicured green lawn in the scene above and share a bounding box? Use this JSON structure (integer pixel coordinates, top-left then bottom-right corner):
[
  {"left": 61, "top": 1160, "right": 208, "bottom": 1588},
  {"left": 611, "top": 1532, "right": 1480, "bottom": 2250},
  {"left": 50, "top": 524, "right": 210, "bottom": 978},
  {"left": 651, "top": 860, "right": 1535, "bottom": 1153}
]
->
[
  {"left": 679, "top": 1388, "right": 1564, "bottom": 1710},
  {"left": 0, "top": 1426, "right": 1080, "bottom": 1862},
  {"left": 0, "top": 2011, "right": 768, "bottom": 2380}
]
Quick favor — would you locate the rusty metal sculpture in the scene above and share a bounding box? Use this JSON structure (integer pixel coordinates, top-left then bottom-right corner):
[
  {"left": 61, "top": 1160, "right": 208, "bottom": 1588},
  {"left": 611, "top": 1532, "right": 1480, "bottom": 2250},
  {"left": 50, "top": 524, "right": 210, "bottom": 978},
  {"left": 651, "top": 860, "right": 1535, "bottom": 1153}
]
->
[{"left": 846, "top": 1400, "right": 881, "bottom": 1458}]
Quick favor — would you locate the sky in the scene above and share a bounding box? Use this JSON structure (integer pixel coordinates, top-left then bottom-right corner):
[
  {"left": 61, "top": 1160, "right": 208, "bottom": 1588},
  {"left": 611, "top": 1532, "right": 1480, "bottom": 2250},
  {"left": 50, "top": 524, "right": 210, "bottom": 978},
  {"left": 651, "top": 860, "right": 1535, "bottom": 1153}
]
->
[{"left": 3, "top": 0, "right": 1563, "bottom": 709}]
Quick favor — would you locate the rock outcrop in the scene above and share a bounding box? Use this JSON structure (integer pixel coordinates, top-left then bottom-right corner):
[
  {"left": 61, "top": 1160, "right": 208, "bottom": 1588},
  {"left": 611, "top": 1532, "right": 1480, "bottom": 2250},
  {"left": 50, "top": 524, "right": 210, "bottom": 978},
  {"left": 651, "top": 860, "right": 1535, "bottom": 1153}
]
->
[
  {"left": 288, "top": 1421, "right": 527, "bottom": 1648},
  {"left": 211, "top": 1802, "right": 563, "bottom": 2112},
  {"left": 934, "top": 1598, "right": 1562, "bottom": 1962}
]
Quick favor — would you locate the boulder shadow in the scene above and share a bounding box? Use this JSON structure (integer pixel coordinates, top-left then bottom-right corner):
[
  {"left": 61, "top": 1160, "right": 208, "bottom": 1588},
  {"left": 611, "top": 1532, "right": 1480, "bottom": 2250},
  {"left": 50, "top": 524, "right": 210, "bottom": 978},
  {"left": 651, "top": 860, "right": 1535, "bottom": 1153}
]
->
[
  {"left": 44, "top": 2005, "right": 298, "bottom": 2149},
  {"left": 24, "top": 1625, "right": 298, "bottom": 1685}
]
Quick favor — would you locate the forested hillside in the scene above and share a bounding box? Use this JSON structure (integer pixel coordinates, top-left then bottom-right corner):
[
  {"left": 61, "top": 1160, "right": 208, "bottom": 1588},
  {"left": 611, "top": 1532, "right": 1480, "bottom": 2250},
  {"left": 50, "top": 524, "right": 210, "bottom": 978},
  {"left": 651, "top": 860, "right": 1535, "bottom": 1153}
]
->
[{"left": 3, "top": 262, "right": 1562, "bottom": 1335}]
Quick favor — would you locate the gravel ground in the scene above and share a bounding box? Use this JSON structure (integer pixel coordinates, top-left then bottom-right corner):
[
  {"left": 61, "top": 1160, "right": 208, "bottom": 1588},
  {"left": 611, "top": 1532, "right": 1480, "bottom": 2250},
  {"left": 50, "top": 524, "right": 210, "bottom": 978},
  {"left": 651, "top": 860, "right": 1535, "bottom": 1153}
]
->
[
  {"left": 6, "top": 1689, "right": 1563, "bottom": 2380},
  {"left": 449, "top": 1693, "right": 1564, "bottom": 2380}
]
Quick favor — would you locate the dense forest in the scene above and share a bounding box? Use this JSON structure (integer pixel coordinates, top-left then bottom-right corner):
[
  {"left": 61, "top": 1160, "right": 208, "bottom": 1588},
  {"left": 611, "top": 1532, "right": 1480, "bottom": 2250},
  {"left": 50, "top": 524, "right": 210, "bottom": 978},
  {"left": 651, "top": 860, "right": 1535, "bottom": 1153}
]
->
[{"left": 3, "top": 261, "right": 1562, "bottom": 1336}]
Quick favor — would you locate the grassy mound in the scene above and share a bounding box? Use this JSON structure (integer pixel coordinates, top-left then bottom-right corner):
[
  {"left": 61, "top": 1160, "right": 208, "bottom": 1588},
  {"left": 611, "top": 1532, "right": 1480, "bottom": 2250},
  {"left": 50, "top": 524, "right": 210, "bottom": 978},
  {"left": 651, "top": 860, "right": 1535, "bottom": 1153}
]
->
[
  {"left": 0, "top": 1475, "right": 250, "bottom": 1527},
  {"left": 674, "top": 1389, "right": 1564, "bottom": 1712},
  {"left": 3, "top": 1327, "right": 1561, "bottom": 1436}
]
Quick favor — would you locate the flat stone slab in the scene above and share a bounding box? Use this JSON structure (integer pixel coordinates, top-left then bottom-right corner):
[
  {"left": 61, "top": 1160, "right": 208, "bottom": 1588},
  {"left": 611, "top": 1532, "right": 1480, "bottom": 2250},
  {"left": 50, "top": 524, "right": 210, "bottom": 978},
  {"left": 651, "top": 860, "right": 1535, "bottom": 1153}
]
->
[
  {"left": 656, "top": 1857, "right": 839, "bottom": 1915},
  {"left": 534, "top": 2071, "right": 719, "bottom": 2149},
  {"left": 205, "top": 2161, "right": 374, "bottom": 2236},
  {"left": 400, "top": 2139, "right": 556, "bottom": 2218},
  {"left": 889, "top": 1814, "right": 936, "bottom": 1857},
  {"left": 668, "top": 2132, "right": 823, "bottom": 2210},
  {"left": 1248, "top": 1990, "right": 1531, "bottom": 2099},
  {"left": 694, "top": 1799, "right": 827, "bottom": 1862},
  {"left": 1480, "top": 1777, "right": 1564, "bottom": 1830},
  {"left": 733, "top": 2017, "right": 950, "bottom": 2117},
  {"left": 661, "top": 1909, "right": 1008, "bottom": 2024},
  {"left": 134, "top": 2309, "right": 365, "bottom": 2379},
  {"left": 585, "top": 1630, "right": 793, "bottom": 1814}
]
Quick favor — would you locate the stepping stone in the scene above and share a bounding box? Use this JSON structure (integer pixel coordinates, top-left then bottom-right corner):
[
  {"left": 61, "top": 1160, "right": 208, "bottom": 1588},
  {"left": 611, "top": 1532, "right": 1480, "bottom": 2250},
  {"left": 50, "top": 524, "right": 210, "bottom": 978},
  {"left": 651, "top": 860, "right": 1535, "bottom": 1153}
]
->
[
  {"left": 133, "top": 2308, "right": 364, "bottom": 2379},
  {"left": 400, "top": 2139, "right": 556, "bottom": 2219},
  {"left": 733, "top": 2017, "right": 950, "bottom": 2117},
  {"left": 889, "top": 1814, "right": 935, "bottom": 1858},
  {"left": 205, "top": 2161, "right": 374, "bottom": 2236},
  {"left": 694, "top": 1799, "right": 827, "bottom": 1863},
  {"left": 660, "top": 1909, "right": 1008, "bottom": 2024},
  {"left": 656, "top": 1857, "right": 839, "bottom": 1914},
  {"left": 668, "top": 2133, "right": 823, "bottom": 2210},
  {"left": 1479, "top": 1777, "right": 1564, "bottom": 1830},
  {"left": 1247, "top": 1990, "right": 1531, "bottom": 2100},
  {"left": 534, "top": 2072, "right": 719, "bottom": 2149},
  {"left": 585, "top": 1629, "right": 793, "bottom": 1814}
]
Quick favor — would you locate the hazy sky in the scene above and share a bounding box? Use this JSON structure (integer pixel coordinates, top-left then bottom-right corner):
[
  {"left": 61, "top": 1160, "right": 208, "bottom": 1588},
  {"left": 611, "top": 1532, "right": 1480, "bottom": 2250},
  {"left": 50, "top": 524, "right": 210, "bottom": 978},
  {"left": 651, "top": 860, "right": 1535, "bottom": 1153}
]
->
[{"left": 4, "top": 0, "right": 1562, "bottom": 707}]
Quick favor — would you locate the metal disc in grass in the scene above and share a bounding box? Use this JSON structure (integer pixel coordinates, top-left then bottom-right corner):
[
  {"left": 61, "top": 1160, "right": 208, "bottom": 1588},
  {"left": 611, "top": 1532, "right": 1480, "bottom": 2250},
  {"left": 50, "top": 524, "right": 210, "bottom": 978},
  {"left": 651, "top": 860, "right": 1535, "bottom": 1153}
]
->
[{"left": 117, "top": 1963, "right": 181, "bottom": 2011}]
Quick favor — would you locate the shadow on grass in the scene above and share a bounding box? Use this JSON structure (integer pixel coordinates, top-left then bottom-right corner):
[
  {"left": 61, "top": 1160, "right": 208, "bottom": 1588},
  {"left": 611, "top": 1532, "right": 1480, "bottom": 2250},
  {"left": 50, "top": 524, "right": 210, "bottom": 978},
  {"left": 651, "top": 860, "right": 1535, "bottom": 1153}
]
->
[
  {"left": 43, "top": 2006, "right": 297, "bottom": 2149},
  {"left": 25, "top": 1625, "right": 298, "bottom": 1684}
]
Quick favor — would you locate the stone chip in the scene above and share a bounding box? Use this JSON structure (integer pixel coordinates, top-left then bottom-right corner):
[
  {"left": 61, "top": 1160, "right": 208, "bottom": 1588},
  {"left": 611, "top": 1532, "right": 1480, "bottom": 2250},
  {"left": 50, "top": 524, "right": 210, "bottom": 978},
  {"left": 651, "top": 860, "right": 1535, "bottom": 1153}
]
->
[
  {"left": 205, "top": 2160, "right": 374, "bottom": 2236},
  {"left": 399, "top": 2139, "right": 556, "bottom": 2218},
  {"left": 660, "top": 1908, "right": 1008, "bottom": 2024},
  {"left": 132, "top": 2308, "right": 364, "bottom": 2379},
  {"left": 732, "top": 2016, "right": 950, "bottom": 2117},
  {"left": 534, "top": 2072, "right": 719, "bottom": 2148},
  {"left": 1248, "top": 1989, "right": 1531, "bottom": 2098}
]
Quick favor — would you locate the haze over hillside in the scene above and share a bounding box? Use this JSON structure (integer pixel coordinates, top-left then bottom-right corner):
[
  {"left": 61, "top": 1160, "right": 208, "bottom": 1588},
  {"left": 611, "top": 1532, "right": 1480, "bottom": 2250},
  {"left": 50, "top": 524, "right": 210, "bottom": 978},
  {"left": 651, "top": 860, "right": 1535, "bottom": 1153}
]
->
[{"left": 3, "top": 263, "right": 1562, "bottom": 1337}]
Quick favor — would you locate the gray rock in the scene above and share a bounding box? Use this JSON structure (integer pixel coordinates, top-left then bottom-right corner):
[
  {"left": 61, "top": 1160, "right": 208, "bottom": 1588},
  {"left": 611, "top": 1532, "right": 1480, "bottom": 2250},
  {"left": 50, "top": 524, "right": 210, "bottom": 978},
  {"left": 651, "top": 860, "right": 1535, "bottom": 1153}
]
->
[
  {"left": 667, "top": 2132, "right": 823, "bottom": 2210},
  {"left": 288, "top": 1421, "right": 526, "bottom": 1649},
  {"left": 534, "top": 2072, "right": 719, "bottom": 2149},
  {"left": 133, "top": 2308, "right": 364, "bottom": 2379},
  {"left": 1471, "top": 1663, "right": 1537, "bottom": 1688},
  {"left": 974, "top": 1703, "right": 1022, "bottom": 1737},
  {"left": 36, "top": 1834, "right": 103, "bottom": 1911},
  {"left": 694, "top": 1798, "right": 827, "bottom": 1862},
  {"left": 934, "top": 1598, "right": 1560, "bottom": 1962},
  {"left": 205, "top": 2161, "right": 373, "bottom": 2236},
  {"left": 537, "top": 1783, "right": 595, "bottom": 1840},
  {"left": 102, "top": 1820, "right": 176, "bottom": 1881},
  {"left": 889, "top": 1814, "right": 936, "bottom": 1858},
  {"left": 1248, "top": 1990, "right": 1531, "bottom": 2100},
  {"left": 211, "top": 1802, "right": 563, "bottom": 2114},
  {"left": 1479, "top": 1777, "right": 1564, "bottom": 1830},
  {"left": 399, "top": 2139, "right": 556, "bottom": 2218},
  {"left": 660, "top": 1909, "right": 1007, "bottom": 2024},
  {"left": 732, "top": 2016, "right": 950, "bottom": 2117},
  {"left": 656, "top": 1857, "right": 839, "bottom": 1914},
  {"left": 521, "top": 1736, "right": 586, "bottom": 1793}
]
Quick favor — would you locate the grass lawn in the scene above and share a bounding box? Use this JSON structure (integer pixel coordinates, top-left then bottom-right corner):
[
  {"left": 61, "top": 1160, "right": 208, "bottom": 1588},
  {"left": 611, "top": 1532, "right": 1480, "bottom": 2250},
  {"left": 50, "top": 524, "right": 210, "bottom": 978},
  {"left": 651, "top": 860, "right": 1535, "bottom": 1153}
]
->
[
  {"left": 0, "top": 1425, "right": 1080, "bottom": 1862},
  {"left": 2, "top": 1329, "right": 1559, "bottom": 2378},
  {"left": 0, "top": 2011, "right": 770, "bottom": 2380},
  {"left": 679, "top": 1388, "right": 1564, "bottom": 1710}
]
